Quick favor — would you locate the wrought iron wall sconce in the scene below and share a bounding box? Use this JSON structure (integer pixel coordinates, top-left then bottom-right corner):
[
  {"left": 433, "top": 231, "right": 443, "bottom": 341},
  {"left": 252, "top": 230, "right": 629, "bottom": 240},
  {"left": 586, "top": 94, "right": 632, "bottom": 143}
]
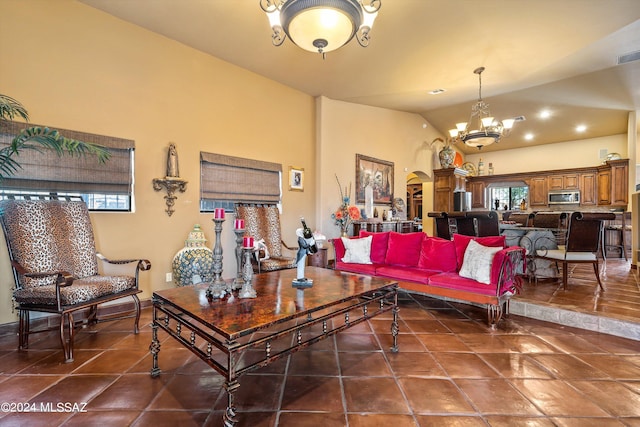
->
[
  {"left": 153, "top": 177, "right": 187, "bottom": 216},
  {"left": 153, "top": 143, "right": 187, "bottom": 216}
]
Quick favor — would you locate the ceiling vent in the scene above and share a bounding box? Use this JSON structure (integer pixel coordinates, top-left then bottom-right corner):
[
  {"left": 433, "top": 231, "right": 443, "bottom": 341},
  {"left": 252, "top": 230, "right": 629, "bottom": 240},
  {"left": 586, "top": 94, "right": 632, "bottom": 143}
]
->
[
  {"left": 618, "top": 50, "right": 640, "bottom": 65},
  {"left": 513, "top": 116, "right": 526, "bottom": 122}
]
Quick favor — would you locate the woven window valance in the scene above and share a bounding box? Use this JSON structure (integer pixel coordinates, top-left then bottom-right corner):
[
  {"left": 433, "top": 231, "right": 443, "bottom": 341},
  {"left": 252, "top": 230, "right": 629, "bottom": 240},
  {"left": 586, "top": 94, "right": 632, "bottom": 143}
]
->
[
  {"left": 200, "top": 152, "right": 281, "bottom": 204},
  {"left": 0, "top": 119, "right": 134, "bottom": 194}
]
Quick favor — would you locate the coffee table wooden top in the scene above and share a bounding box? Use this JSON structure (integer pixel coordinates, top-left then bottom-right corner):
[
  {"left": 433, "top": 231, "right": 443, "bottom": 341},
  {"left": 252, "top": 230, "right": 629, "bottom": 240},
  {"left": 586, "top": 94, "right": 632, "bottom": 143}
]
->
[{"left": 152, "top": 267, "right": 397, "bottom": 340}]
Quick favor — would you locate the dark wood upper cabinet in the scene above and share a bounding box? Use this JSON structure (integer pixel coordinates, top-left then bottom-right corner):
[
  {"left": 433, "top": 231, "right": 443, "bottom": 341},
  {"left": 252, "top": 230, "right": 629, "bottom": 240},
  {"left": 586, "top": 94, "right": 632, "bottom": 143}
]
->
[{"left": 461, "top": 159, "right": 628, "bottom": 209}]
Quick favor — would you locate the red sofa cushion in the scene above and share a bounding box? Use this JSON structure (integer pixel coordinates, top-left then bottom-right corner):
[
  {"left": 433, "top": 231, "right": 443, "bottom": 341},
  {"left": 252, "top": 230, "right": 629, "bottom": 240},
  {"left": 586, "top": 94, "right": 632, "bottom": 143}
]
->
[
  {"left": 359, "top": 231, "right": 390, "bottom": 264},
  {"left": 427, "top": 272, "right": 499, "bottom": 296},
  {"left": 376, "top": 265, "right": 439, "bottom": 284},
  {"left": 334, "top": 261, "right": 379, "bottom": 276},
  {"left": 418, "top": 237, "right": 457, "bottom": 272},
  {"left": 384, "top": 231, "right": 425, "bottom": 267},
  {"left": 453, "top": 234, "right": 506, "bottom": 271}
]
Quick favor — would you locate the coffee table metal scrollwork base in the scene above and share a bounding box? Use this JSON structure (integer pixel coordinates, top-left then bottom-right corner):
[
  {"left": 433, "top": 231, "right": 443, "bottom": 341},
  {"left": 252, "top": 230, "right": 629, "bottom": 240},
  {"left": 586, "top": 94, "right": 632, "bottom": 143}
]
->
[{"left": 149, "top": 267, "right": 398, "bottom": 426}]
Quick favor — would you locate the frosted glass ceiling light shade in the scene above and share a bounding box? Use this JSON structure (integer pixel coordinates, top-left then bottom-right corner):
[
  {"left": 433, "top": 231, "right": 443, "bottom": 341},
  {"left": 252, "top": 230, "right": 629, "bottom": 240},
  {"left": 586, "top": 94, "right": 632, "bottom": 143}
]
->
[
  {"left": 260, "top": 0, "right": 381, "bottom": 57},
  {"left": 450, "top": 67, "right": 516, "bottom": 150}
]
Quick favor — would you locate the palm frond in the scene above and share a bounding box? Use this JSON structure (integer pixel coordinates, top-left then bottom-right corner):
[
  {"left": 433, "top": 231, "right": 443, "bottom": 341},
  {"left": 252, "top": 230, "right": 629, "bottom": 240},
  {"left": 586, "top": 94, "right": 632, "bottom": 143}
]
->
[
  {"left": 10, "top": 127, "right": 111, "bottom": 162},
  {"left": 0, "top": 94, "right": 112, "bottom": 182},
  {"left": 0, "top": 94, "right": 29, "bottom": 122}
]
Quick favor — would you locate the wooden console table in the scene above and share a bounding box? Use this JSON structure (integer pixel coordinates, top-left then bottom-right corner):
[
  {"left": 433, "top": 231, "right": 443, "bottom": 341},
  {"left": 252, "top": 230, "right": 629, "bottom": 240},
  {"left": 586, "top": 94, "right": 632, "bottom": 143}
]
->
[{"left": 352, "top": 220, "right": 416, "bottom": 236}]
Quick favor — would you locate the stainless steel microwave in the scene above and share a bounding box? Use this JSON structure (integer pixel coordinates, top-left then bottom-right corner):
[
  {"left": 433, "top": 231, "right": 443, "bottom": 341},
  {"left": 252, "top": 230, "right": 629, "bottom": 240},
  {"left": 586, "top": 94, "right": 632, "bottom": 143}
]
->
[{"left": 548, "top": 190, "right": 580, "bottom": 205}]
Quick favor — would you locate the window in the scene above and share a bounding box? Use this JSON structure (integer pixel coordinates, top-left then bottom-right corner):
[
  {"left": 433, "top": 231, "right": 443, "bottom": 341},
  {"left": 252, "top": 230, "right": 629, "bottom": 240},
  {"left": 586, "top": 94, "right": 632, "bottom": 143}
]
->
[
  {"left": 200, "top": 152, "right": 281, "bottom": 212},
  {"left": 0, "top": 120, "right": 134, "bottom": 211},
  {"left": 488, "top": 182, "right": 528, "bottom": 210}
]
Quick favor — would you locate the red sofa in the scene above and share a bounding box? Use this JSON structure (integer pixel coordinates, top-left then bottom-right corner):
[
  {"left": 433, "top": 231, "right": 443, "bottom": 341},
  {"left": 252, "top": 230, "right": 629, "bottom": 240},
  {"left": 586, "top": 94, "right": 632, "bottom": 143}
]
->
[{"left": 332, "top": 230, "right": 525, "bottom": 327}]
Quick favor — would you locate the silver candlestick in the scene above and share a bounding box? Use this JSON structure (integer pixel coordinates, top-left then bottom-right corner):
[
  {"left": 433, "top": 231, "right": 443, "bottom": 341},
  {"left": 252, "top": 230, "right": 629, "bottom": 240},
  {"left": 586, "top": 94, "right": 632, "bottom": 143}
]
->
[
  {"left": 239, "top": 247, "right": 256, "bottom": 298},
  {"left": 207, "top": 217, "right": 226, "bottom": 298},
  {"left": 232, "top": 228, "right": 245, "bottom": 290}
]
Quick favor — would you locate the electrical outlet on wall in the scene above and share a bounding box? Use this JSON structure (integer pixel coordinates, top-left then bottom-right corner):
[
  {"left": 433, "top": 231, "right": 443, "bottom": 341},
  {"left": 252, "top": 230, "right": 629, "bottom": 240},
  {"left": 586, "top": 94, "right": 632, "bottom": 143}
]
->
[{"left": 166, "top": 272, "right": 172, "bottom": 282}]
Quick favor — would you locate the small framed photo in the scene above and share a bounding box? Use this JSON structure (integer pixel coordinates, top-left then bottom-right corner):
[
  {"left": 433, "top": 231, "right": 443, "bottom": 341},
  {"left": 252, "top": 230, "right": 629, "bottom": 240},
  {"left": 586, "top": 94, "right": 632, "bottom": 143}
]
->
[{"left": 288, "top": 166, "right": 304, "bottom": 191}]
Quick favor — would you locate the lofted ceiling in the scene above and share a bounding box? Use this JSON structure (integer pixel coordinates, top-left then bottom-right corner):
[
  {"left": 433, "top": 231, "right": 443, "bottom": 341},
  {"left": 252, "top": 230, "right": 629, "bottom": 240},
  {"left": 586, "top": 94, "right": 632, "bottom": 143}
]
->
[{"left": 80, "top": 0, "right": 640, "bottom": 154}]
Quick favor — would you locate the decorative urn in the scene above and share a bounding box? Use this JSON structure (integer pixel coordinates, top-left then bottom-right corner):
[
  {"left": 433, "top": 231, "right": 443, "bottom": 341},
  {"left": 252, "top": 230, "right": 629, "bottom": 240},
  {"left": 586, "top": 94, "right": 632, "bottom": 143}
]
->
[
  {"left": 439, "top": 144, "right": 455, "bottom": 169},
  {"left": 172, "top": 224, "right": 214, "bottom": 286}
]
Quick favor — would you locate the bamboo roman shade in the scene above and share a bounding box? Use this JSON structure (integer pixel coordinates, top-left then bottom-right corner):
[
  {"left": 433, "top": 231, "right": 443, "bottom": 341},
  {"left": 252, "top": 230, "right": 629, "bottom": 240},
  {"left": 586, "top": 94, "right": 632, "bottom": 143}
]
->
[
  {"left": 200, "top": 152, "right": 281, "bottom": 204},
  {"left": 0, "top": 120, "right": 134, "bottom": 194}
]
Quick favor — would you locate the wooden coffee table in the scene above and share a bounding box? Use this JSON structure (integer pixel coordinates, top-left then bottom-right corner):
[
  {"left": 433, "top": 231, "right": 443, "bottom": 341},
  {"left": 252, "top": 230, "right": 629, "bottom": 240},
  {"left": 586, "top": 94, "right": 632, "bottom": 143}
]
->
[{"left": 149, "top": 266, "right": 399, "bottom": 426}]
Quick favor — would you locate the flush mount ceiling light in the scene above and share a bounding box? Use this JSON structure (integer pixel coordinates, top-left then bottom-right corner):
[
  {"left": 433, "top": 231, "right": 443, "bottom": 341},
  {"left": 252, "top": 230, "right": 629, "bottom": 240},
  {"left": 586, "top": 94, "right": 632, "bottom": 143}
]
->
[
  {"left": 260, "top": 0, "right": 381, "bottom": 58},
  {"left": 448, "top": 67, "right": 515, "bottom": 150}
]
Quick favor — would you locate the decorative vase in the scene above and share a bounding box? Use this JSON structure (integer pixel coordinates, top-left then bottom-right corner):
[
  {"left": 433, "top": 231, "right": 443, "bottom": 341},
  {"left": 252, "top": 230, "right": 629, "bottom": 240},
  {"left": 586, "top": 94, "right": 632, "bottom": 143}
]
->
[
  {"left": 439, "top": 144, "right": 455, "bottom": 168},
  {"left": 172, "top": 224, "right": 214, "bottom": 286}
]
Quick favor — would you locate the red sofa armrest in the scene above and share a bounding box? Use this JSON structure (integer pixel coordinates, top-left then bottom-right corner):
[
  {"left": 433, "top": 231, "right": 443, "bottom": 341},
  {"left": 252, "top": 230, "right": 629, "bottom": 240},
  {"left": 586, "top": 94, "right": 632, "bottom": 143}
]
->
[
  {"left": 490, "top": 246, "right": 526, "bottom": 295},
  {"left": 331, "top": 238, "right": 346, "bottom": 262}
]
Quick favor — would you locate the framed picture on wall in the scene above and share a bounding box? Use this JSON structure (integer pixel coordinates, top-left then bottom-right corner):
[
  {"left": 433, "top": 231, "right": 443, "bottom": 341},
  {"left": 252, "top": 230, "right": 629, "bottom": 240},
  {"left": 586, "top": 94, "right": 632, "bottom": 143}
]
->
[
  {"left": 355, "top": 154, "right": 394, "bottom": 204},
  {"left": 288, "top": 166, "right": 304, "bottom": 191}
]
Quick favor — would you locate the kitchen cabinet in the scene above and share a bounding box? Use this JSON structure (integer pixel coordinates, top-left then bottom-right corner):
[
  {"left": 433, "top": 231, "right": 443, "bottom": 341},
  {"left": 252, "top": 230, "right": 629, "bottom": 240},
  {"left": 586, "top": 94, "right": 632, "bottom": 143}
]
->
[
  {"left": 610, "top": 159, "right": 628, "bottom": 206},
  {"left": 529, "top": 176, "right": 548, "bottom": 207},
  {"left": 549, "top": 173, "right": 579, "bottom": 190},
  {"left": 433, "top": 168, "right": 468, "bottom": 213},
  {"left": 580, "top": 172, "right": 597, "bottom": 206},
  {"left": 441, "top": 159, "right": 629, "bottom": 212},
  {"left": 469, "top": 181, "right": 486, "bottom": 208},
  {"left": 598, "top": 168, "right": 612, "bottom": 205}
]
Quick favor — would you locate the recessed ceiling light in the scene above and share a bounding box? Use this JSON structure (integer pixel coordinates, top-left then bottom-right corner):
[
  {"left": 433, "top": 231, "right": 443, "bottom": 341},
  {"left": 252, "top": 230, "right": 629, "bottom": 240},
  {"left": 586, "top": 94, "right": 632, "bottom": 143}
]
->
[
  {"left": 524, "top": 133, "right": 534, "bottom": 141},
  {"left": 428, "top": 89, "right": 446, "bottom": 95},
  {"left": 539, "top": 109, "right": 551, "bottom": 119},
  {"left": 576, "top": 124, "right": 587, "bottom": 132}
]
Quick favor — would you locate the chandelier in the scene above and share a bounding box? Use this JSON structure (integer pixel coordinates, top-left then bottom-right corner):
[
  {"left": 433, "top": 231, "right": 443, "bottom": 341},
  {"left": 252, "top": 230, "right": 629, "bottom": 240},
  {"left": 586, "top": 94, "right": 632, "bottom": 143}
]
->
[
  {"left": 260, "top": 0, "right": 381, "bottom": 58},
  {"left": 449, "top": 67, "right": 515, "bottom": 149}
]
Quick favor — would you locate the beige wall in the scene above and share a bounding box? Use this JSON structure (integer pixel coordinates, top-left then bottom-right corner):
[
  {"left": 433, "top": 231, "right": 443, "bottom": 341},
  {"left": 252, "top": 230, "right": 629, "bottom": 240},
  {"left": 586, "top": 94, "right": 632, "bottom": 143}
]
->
[
  {"left": 464, "top": 134, "right": 628, "bottom": 174},
  {"left": 0, "top": 0, "right": 317, "bottom": 324},
  {"left": 316, "top": 96, "right": 442, "bottom": 241}
]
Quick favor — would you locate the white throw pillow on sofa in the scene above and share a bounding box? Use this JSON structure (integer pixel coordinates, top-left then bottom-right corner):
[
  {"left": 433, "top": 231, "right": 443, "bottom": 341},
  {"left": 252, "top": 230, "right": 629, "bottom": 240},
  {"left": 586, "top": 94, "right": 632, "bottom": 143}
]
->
[
  {"left": 459, "top": 239, "right": 501, "bottom": 284},
  {"left": 341, "top": 236, "right": 373, "bottom": 264}
]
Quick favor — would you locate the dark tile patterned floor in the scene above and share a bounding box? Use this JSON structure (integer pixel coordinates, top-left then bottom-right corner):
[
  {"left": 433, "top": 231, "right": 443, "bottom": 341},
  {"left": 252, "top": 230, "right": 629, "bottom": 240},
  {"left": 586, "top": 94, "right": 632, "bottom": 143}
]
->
[{"left": 0, "top": 261, "right": 639, "bottom": 426}]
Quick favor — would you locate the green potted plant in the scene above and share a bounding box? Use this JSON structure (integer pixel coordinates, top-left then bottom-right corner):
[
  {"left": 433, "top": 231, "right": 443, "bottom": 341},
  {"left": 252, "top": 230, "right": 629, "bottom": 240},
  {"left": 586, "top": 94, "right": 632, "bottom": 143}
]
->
[{"left": 0, "top": 94, "right": 110, "bottom": 181}]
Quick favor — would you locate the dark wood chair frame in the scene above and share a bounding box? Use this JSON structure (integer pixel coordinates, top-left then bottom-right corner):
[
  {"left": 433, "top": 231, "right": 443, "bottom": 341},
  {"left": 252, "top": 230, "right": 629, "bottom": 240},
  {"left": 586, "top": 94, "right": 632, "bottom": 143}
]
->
[{"left": 0, "top": 197, "right": 151, "bottom": 362}]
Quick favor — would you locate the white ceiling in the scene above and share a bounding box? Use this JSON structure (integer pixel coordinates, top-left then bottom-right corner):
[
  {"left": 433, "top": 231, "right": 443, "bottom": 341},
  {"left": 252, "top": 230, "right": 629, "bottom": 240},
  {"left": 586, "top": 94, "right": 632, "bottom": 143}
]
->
[{"left": 80, "top": 0, "right": 640, "bottom": 154}]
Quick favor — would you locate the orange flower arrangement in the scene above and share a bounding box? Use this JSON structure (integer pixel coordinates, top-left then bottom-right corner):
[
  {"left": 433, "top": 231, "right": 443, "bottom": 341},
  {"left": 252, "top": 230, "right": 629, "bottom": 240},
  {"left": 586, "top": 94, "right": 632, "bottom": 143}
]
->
[{"left": 332, "top": 174, "right": 361, "bottom": 236}]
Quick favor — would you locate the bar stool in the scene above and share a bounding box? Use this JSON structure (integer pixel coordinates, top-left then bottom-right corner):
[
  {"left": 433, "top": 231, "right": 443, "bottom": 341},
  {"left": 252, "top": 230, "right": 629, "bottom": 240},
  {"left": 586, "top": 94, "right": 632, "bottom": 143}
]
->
[{"left": 604, "top": 213, "right": 629, "bottom": 260}]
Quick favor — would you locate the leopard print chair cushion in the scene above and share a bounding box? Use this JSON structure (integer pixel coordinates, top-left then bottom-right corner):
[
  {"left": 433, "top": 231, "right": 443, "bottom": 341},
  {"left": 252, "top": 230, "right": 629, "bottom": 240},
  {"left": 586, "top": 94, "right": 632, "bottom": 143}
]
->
[
  {"left": 14, "top": 275, "right": 136, "bottom": 306},
  {"left": 236, "top": 204, "right": 284, "bottom": 257},
  {"left": 235, "top": 204, "right": 298, "bottom": 272},
  {"left": 258, "top": 256, "right": 297, "bottom": 272},
  {"left": 0, "top": 200, "right": 99, "bottom": 288}
]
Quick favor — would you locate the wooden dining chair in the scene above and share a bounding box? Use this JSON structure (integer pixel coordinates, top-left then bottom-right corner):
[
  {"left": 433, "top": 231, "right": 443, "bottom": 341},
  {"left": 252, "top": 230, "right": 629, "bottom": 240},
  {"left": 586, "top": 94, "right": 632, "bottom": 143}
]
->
[
  {"left": 507, "top": 212, "right": 534, "bottom": 227},
  {"left": 534, "top": 211, "right": 615, "bottom": 291},
  {"left": 468, "top": 211, "right": 500, "bottom": 236}
]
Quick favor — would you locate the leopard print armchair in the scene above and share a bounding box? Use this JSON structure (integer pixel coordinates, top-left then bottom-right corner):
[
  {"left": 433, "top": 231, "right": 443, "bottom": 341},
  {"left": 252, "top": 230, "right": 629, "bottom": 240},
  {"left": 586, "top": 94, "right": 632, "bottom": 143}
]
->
[
  {"left": 235, "top": 204, "right": 297, "bottom": 272},
  {"left": 0, "top": 199, "right": 151, "bottom": 362}
]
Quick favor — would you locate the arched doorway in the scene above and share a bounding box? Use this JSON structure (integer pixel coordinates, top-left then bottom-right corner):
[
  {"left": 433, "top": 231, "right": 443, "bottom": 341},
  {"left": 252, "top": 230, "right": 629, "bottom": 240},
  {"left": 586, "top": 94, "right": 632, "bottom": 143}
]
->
[{"left": 407, "top": 171, "right": 431, "bottom": 232}]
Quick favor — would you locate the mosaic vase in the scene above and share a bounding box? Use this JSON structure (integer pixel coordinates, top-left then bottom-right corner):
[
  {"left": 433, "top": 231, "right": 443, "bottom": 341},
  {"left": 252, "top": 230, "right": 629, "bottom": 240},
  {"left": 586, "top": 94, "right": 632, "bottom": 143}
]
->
[
  {"left": 439, "top": 144, "right": 455, "bottom": 168},
  {"left": 172, "top": 224, "right": 214, "bottom": 286}
]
